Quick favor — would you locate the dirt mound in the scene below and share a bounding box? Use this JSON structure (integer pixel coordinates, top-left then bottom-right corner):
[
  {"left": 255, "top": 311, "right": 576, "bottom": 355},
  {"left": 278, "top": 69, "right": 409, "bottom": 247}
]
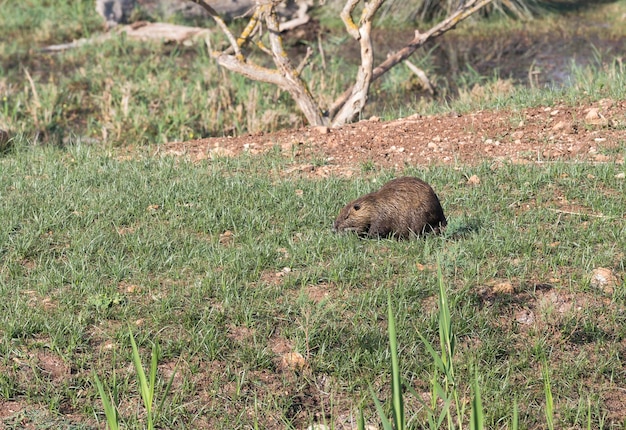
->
[{"left": 164, "top": 99, "right": 625, "bottom": 174}]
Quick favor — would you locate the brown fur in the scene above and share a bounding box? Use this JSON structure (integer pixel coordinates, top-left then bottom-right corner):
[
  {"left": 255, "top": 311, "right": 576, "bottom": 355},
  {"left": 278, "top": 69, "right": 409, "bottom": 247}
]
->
[{"left": 333, "top": 177, "right": 447, "bottom": 239}]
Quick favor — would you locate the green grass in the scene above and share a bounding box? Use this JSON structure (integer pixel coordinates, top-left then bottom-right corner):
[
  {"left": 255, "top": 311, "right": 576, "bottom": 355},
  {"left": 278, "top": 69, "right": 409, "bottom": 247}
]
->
[
  {"left": 1, "top": 139, "right": 625, "bottom": 428},
  {"left": 94, "top": 329, "right": 176, "bottom": 430}
]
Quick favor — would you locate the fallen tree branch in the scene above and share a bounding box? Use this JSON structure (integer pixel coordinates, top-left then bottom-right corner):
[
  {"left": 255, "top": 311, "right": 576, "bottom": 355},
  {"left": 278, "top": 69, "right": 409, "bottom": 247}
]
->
[
  {"left": 547, "top": 208, "right": 614, "bottom": 219},
  {"left": 41, "top": 22, "right": 211, "bottom": 52},
  {"left": 41, "top": 33, "right": 111, "bottom": 52}
]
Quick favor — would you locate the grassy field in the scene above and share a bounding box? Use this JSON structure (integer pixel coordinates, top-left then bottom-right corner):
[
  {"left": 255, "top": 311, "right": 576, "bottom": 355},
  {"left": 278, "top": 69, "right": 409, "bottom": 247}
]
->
[
  {"left": 1, "top": 0, "right": 626, "bottom": 429},
  {"left": 1, "top": 142, "right": 625, "bottom": 428}
]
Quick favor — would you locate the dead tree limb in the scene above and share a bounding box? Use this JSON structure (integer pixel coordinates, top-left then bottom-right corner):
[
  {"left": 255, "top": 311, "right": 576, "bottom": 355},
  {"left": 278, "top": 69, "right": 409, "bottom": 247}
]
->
[
  {"left": 329, "top": 0, "right": 493, "bottom": 120},
  {"left": 404, "top": 59, "right": 436, "bottom": 96},
  {"left": 191, "top": 0, "right": 243, "bottom": 59},
  {"left": 263, "top": 2, "right": 326, "bottom": 125},
  {"left": 278, "top": 0, "right": 311, "bottom": 32},
  {"left": 191, "top": 0, "right": 326, "bottom": 125},
  {"left": 331, "top": 0, "right": 384, "bottom": 127},
  {"left": 191, "top": 0, "right": 492, "bottom": 129}
]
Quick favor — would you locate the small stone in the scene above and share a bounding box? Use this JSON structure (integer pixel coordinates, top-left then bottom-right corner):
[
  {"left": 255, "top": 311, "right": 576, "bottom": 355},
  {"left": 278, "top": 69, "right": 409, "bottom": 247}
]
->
[
  {"left": 516, "top": 309, "right": 535, "bottom": 325},
  {"left": 585, "top": 108, "right": 609, "bottom": 126},
  {"left": 313, "top": 125, "right": 329, "bottom": 134},
  {"left": 219, "top": 230, "right": 234, "bottom": 246},
  {"left": 125, "top": 284, "right": 141, "bottom": 294},
  {"left": 281, "top": 351, "right": 306, "bottom": 370},
  {"left": 467, "top": 174, "right": 480, "bottom": 185},
  {"left": 615, "top": 172, "right": 625, "bottom": 179},
  {"left": 590, "top": 267, "right": 619, "bottom": 295},
  {"left": 552, "top": 120, "right": 567, "bottom": 131},
  {"left": 492, "top": 282, "right": 514, "bottom": 295},
  {"left": 209, "top": 146, "right": 235, "bottom": 158}
]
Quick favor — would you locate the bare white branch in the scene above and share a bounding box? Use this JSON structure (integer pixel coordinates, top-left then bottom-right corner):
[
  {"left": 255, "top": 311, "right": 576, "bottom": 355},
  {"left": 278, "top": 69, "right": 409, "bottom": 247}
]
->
[
  {"left": 340, "top": 0, "right": 361, "bottom": 39},
  {"left": 330, "top": 0, "right": 493, "bottom": 119},
  {"left": 332, "top": 0, "right": 384, "bottom": 127},
  {"left": 189, "top": 0, "right": 243, "bottom": 59},
  {"left": 297, "top": 47, "right": 314, "bottom": 74},
  {"left": 189, "top": 0, "right": 493, "bottom": 129},
  {"left": 264, "top": 3, "right": 327, "bottom": 125},
  {"left": 278, "top": 0, "right": 311, "bottom": 32},
  {"left": 404, "top": 59, "right": 436, "bottom": 96}
]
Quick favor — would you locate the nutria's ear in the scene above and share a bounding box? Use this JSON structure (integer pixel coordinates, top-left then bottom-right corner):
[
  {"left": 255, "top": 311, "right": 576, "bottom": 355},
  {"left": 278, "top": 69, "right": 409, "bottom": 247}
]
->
[{"left": 353, "top": 203, "right": 361, "bottom": 211}]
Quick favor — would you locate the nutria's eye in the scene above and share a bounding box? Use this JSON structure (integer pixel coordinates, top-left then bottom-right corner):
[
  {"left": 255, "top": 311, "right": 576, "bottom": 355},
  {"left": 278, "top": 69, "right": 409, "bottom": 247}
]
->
[{"left": 353, "top": 204, "right": 361, "bottom": 211}]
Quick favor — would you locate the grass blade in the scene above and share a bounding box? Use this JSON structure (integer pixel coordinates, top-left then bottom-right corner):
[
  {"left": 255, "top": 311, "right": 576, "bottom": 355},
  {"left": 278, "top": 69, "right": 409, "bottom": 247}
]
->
[
  {"left": 129, "top": 329, "right": 154, "bottom": 429},
  {"left": 156, "top": 358, "right": 178, "bottom": 419},
  {"left": 93, "top": 373, "right": 120, "bottom": 430},
  {"left": 437, "top": 262, "right": 454, "bottom": 371},
  {"left": 470, "top": 369, "right": 484, "bottom": 430},
  {"left": 586, "top": 397, "right": 592, "bottom": 430},
  {"left": 370, "top": 385, "right": 394, "bottom": 430},
  {"left": 150, "top": 341, "right": 158, "bottom": 406},
  {"left": 542, "top": 356, "right": 554, "bottom": 430},
  {"left": 387, "top": 292, "right": 405, "bottom": 430},
  {"left": 416, "top": 332, "right": 447, "bottom": 375},
  {"left": 357, "top": 406, "right": 366, "bottom": 430}
]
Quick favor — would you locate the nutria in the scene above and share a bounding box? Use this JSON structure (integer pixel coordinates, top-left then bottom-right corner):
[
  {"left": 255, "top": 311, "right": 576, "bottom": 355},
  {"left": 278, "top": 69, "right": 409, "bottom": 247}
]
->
[{"left": 333, "top": 177, "right": 447, "bottom": 239}]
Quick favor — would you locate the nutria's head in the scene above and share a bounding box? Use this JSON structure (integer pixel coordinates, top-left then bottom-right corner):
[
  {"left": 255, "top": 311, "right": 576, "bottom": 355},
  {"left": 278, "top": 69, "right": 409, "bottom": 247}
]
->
[{"left": 333, "top": 196, "right": 375, "bottom": 236}]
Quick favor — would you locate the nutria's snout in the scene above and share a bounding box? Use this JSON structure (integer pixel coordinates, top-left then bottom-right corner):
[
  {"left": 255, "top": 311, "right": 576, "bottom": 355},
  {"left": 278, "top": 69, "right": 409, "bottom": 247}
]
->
[{"left": 333, "top": 177, "right": 446, "bottom": 239}]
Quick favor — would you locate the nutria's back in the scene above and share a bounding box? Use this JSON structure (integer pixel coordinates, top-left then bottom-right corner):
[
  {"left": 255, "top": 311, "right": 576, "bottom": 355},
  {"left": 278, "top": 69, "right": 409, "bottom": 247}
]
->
[{"left": 333, "top": 177, "right": 446, "bottom": 239}]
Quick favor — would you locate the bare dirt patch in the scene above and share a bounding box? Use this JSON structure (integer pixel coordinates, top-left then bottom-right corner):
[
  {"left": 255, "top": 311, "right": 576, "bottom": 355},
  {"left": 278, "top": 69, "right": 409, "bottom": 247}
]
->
[{"left": 163, "top": 99, "right": 625, "bottom": 173}]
